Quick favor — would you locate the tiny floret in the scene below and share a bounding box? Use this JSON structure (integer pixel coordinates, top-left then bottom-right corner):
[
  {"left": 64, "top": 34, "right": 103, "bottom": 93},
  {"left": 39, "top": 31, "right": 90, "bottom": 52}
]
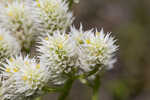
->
[{"left": 0, "top": 28, "right": 20, "bottom": 62}]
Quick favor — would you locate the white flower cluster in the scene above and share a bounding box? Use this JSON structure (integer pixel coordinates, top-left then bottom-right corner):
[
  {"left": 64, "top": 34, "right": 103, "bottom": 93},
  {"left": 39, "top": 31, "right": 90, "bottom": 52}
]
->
[
  {"left": 0, "top": 0, "right": 118, "bottom": 99},
  {"left": 38, "top": 32, "right": 78, "bottom": 84},
  {"left": 32, "top": 0, "right": 73, "bottom": 35},
  {"left": 71, "top": 26, "right": 118, "bottom": 72},
  {"left": 0, "top": 0, "right": 74, "bottom": 99},
  {"left": 38, "top": 26, "right": 118, "bottom": 84},
  {"left": 0, "top": 55, "right": 50, "bottom": 100}
]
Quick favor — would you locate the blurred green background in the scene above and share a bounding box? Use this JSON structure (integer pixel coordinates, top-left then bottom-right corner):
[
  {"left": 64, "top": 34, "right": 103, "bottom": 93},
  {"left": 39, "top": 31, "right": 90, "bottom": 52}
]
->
[{"left": 44, "top": 0, "right": 150, "bottom": 100}]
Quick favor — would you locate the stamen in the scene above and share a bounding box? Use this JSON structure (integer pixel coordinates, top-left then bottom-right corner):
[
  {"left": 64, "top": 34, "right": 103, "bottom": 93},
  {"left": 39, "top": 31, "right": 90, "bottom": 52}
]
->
[
  {"left": 45, "top": 37, "right": 49, "bottom": 41},
  {"left": 22, "top": 75, "right": 28, "bottom": 81},
  {"left": 13, "top": 68, "right": 19, "bottom": 72},
  {"left": 0, "top": 35, "right": 3, "bottom": 41},
  {"left": 36, "top": 64, "right": 40, "bottom": 69},
  {"left": 6, "top": 68, "right": 10, "bottom": 72},
  {"left": 9, "top": 58, "right": 13, "bottom": 62}
]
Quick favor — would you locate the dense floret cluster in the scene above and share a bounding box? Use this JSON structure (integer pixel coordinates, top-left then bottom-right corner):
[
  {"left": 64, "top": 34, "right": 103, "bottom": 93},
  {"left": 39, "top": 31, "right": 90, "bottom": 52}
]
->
[{"left": 0, "top": 0, "right": 118, "bottom": 100}]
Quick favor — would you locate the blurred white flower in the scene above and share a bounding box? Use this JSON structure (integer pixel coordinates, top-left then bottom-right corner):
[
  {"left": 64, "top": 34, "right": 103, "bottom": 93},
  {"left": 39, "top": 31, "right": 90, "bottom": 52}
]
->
[
  {"left": 0, "top": 0, "right": 22, "bottom": 4},
  {"left": 0, "top": 28, "right": 20, "bottom": 62},
  {"left": 0, "top": 55, "right": 50, "bottom": 100},
  {"left": 0, "top": 0, "right": 12, "bottom": 4},
  {"left": 73, "top": 0, "right": 80, "bottom": 4},
  {"left": 0, "top": 1, "right": 38, "bottom": 51},
  {"left": 32, "top": 0, "right": 74, "bottom": 35},
  {"left": 38, "top": 32, "right": 78, "bottom": 84},
  {"left": 70, "top": 26, "right": 118, "bottom": 72}
]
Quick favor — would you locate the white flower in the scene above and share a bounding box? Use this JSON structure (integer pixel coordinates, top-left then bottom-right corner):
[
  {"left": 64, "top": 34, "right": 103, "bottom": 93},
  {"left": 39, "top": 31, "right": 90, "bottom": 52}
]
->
[
  {"left": 70, "top": 26, "right": 118, "bottom": 72},
  {"left": 32, "top": 0, "right": 74, "bottom": 35},
  {"left": 0, "top": 28, "right": 20, "bottom": 62},
  {"left": 38, "top": 32, "right": 78, "bottom": 84},
  {"left": 0, "top": 55, "right": 50, "bottom": 100},
  {"left": 0, "top": 1, "right": 38, "bottom": 51}
]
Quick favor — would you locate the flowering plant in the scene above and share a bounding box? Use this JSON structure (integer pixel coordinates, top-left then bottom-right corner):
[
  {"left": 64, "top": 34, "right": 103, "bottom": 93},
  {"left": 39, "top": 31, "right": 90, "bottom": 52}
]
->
[{"left": 0, "top": 0, "right": 118, "bottom": 100}]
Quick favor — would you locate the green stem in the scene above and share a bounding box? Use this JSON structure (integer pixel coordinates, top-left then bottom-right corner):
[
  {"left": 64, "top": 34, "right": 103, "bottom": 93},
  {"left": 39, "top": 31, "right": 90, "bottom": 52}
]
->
[
  {"left": 92, "top": 75, "right": 101, "bottom": 100},
  {"left": 58, "top": 79, "right": 74, "bottom": 100},
  {"left": 43, "top": 86, "right": 63, "bottom": 93},
  {"left": 92, "top": 88, "right": 99, "bottom": 100},
  {"left": 68, "top": 0, "right": 73, "bottom": 9},
  {"left": 35, "top": 97, "right": 42, "bottom": 100}
]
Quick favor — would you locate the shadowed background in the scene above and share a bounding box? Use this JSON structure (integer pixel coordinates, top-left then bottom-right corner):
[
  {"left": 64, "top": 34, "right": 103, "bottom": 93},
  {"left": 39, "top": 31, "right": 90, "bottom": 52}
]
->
[{"left": 44, "top": 0, "right": 150, "bottom": 100}]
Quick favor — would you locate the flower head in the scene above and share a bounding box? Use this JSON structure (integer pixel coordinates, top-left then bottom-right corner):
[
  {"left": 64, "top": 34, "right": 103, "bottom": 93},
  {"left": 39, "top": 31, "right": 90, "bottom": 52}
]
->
[
  {"left": 0, "top": 28, "right": 20, "bottom": 62},
  {"left": 38, "top": 32, "right": 78, "bottom": 84},
  {"left": 70, "top": 26, "right": 118, "bottom": 72},
  {"left": 0, "top": 1, "right": 38, "bottom": 50},
  {"left": 0, "top": 55, "right": 50, "bottom": 100},
  {"left": 32, "top": 0, "right": 74, "bottom": 35}
]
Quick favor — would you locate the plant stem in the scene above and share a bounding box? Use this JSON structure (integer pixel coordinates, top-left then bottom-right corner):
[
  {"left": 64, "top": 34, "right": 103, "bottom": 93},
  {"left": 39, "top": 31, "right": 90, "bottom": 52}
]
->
[
  {"left": 68, "top": 0, "right": 73, "bottom": 9},
  {"left": 58, "top": 79, "right": 74, "bottom": 100},
  {"left": 43, "top": 86, "right": 63, "bottom": 93},
  {"left": 92, "top": 75, "right": 101, "bottom": 100},
  {"left": 92, "top": 88, "right": 99, "bottom": 100},
  {"left": 35, "top": 97, "right": 42, "bottom": 100}
]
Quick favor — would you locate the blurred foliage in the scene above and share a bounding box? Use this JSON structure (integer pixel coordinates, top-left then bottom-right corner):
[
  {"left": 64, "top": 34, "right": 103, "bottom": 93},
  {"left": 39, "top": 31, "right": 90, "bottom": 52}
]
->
[{"left": 109, "top": 80, "right": 130, "bottom": 100}]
